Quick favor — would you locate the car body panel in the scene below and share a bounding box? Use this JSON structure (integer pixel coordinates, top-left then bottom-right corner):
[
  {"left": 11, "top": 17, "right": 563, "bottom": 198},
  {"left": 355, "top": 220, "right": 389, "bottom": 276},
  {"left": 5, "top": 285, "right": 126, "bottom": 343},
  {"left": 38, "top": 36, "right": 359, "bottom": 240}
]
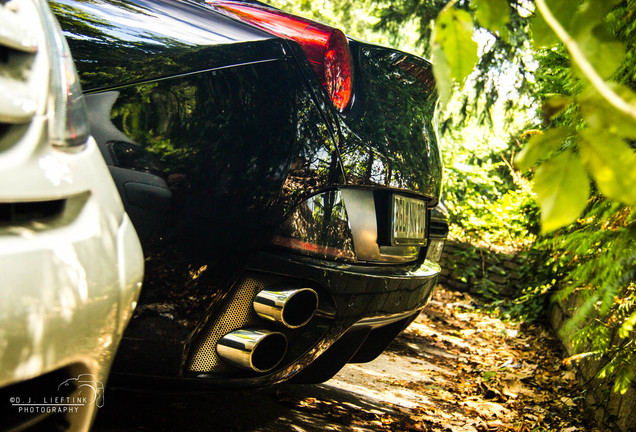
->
[
  {"left": 51, "top": 0, "right": 276, "bottom": 91},
  {"left": 0, "top": 137, "right": 141, "bottom": 384},
  {"left": 0, "top": 0, "right": 144, "bottom": 429},
  {"left": 49, "top": 0, "right": 446, "bottom": 387},
  {"left": 339, "top": 41, "right": 442, "bottom": 199}
]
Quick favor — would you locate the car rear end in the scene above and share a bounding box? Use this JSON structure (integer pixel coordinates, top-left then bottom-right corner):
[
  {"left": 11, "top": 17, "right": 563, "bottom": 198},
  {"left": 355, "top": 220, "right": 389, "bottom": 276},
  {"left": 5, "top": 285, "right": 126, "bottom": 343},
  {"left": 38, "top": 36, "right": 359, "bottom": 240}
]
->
[
  {"left": 0, "top": 0, "right": 143, "bottom": 429},
  {"left": 183, "top": 0, "right": 447, "bottom": 385},
  {"left": 50, "top": 0, "right": 447, "bottom": 388}
]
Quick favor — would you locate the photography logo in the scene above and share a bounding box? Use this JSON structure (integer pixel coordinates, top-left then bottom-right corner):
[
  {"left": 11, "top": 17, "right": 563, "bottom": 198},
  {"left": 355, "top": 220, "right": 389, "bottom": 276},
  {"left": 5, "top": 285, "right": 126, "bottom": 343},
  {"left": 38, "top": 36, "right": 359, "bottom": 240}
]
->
[{"left": 8, "top": 374, "right": 104, "bottom": 415}]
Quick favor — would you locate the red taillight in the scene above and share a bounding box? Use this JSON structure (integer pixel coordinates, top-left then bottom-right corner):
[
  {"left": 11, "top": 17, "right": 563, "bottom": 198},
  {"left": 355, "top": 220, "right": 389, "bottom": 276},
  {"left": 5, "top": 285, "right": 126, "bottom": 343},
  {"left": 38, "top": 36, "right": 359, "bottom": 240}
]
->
[{"left": 209, "top": 1, "right": 353, "bottom": 111}]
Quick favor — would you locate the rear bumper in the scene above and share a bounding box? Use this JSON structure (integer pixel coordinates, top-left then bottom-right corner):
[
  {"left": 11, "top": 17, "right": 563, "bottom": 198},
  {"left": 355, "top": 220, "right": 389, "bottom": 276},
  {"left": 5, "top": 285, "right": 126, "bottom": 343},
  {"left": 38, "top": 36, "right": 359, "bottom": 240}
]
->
[
  {"left": 249, "top": 252, "right": 440, "bottom": 322},
  {"left": 111, "top": 252, "right": 438, "bottom": 389}
]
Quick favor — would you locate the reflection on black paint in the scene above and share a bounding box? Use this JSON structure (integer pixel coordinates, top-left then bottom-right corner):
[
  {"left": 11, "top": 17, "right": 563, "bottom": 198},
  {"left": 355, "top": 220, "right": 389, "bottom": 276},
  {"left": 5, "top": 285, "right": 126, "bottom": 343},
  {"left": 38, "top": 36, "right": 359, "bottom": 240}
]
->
[
  {"left": 89, "top": 56, "right": 343, "bottom": 362},
  {"left": 108, "top": 59, "right": 341, "bottom": 256},
  {"left": 51, "top": 0, "right": 277, "bottom": 90},
  {"left": 338, "top": 42, "right": 442, "bottom": 199},
  {"left": 273, "top": 190, "right": 356, "bottom": 262},
  {"left": 51, "top": 0, "right": 443, "bottom": 379}
]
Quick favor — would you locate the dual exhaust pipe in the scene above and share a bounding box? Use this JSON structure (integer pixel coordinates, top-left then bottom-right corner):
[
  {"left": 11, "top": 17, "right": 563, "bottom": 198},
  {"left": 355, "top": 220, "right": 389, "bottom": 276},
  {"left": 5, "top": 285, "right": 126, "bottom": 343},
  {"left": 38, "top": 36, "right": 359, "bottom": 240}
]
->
[
  {"left": 253, "top": 287, "right": 318, "bottom": 329},
  {"left": 216, "top": 329, "right": 287, "bottom": 373},
  {"left": 217, "top": 288, "right": 318, "bottom": 372}
]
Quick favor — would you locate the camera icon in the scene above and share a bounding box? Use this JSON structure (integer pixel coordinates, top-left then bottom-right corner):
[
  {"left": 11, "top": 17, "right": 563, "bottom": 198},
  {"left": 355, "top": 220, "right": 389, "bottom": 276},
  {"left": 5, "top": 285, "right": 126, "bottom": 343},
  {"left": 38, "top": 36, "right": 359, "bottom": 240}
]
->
[{"left": 58, "top": 374, "right": 105, "bottom": 408}]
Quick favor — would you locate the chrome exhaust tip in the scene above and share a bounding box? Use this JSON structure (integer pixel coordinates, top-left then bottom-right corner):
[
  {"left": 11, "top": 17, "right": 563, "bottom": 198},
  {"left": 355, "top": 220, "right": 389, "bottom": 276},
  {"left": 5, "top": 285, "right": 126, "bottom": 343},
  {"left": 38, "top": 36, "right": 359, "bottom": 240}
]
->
[
  {"left": 253, "top": 288, "right": 318, "bottom": 328},
  {"left": 216, "top": 329, "right": 287, "bottom": 373}
]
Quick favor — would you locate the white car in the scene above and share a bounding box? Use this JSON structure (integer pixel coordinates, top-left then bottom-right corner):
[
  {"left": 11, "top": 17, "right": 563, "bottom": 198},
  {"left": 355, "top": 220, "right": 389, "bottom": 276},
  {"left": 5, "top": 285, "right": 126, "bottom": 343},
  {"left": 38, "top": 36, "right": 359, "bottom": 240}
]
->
[{"left": 0, "top": 0, "right": 144, "bottom": 430}]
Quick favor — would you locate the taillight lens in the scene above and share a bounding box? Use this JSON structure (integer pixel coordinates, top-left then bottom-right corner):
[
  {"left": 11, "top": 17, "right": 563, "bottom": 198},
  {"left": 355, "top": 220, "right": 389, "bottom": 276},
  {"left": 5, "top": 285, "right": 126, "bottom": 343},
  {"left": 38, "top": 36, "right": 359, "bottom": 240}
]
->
[{"left": 209, "top": 1, "right": 353, "bottom": 111}]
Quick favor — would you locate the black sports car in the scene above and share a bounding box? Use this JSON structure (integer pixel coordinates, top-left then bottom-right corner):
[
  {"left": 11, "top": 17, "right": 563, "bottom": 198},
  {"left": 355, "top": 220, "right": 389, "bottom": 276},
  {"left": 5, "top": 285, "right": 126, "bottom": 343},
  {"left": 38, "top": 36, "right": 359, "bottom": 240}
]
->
[{"left": 51, "top": 0, "right": 448, "bottom": 388}]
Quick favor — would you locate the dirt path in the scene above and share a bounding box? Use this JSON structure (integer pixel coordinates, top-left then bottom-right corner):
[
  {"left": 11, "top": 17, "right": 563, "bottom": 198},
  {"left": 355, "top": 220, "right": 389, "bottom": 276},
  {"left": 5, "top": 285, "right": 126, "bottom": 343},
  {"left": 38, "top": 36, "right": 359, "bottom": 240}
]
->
[{"left": 94, "top": 286, "right": 605, "bottom": 431}]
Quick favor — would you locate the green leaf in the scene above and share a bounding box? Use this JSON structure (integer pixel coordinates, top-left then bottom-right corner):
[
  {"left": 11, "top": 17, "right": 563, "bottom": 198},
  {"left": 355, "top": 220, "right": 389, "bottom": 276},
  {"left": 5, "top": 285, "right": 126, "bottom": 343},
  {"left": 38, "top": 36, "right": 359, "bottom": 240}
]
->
[
  {"left": 579, "top": 130, "right": 636, "bottom": 205},
  {"left": 580, "top": 84, "right": 636, "bottom": 139},
  {"left": 432, "top": 8, "right": 478, "bottom": 85},
  {"left": 542, "top": 95, "right": 572, "bottom": 120},
  {"left": 570, "top": 0, "right": 615, "bottom": 37},
  {"left": 473, "top": 0, "right": 510, "bottom": 35},
  {"left": 531, "top": 0, "right": 580, "bottom": 48},
  {"left": 619, "top": 311, "right": 636, "bottom": 339},
  {"left": 482, "top": 370, "right": 496, "bottom": 381},
  {"left": 533, "top": 150, "right": 590, "bottom": 233},
  {"left": 530, "top": 13, "right": 558, "bottom": 48},
  {"left": 574, "top": 26, "right": 625, "bottom": 79},
  {"left": 613, "top": 369, "right": 635, "bottom": 395},
  {"left": 515, "top": 127, "right": 570, "bottom": 171},
  {"left": 431, "top": 40, "right": 453, "bottom": 106}
]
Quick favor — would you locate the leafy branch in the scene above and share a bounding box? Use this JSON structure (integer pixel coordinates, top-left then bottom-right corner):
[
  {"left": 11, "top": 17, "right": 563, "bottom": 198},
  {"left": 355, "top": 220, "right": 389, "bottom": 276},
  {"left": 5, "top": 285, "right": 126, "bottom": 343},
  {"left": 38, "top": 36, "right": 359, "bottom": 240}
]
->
[
  {"left": 431, "top": 0, "right": 636, "bottom": 395},
  {"left": 535, "top": 0, "right": 636, "bottom": 122},
  {"left": 432, "top": 0, "right": 636, "bottom": 233}
]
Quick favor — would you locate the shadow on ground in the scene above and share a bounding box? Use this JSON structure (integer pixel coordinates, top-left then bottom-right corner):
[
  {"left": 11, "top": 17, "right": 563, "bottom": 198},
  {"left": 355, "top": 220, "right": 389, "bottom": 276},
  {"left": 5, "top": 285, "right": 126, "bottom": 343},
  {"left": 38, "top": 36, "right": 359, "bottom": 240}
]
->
[
  {"left": 93, "top": 286, "right": 602, "bottom": 432},
  {"left": 96, "top": 382, "right": 409, "bottom": 432}
]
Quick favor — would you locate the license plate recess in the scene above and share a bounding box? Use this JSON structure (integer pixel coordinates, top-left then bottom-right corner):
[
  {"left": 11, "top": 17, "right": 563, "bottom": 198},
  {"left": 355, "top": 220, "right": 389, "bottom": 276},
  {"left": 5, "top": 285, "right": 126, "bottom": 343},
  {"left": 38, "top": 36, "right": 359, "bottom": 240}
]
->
[{"left": 391, "top": 195, "right": 427, "bottom": 246}]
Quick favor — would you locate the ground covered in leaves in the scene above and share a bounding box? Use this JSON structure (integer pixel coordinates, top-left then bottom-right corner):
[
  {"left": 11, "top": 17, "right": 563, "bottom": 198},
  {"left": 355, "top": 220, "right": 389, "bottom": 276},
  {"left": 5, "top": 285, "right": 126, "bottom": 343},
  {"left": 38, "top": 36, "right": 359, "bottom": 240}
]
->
[
  {"left": 94, "top": 286, "right": 605, "bottom": 432},
  {"left": 286, "top": 287, "right": 604, "bottom": 432}
]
